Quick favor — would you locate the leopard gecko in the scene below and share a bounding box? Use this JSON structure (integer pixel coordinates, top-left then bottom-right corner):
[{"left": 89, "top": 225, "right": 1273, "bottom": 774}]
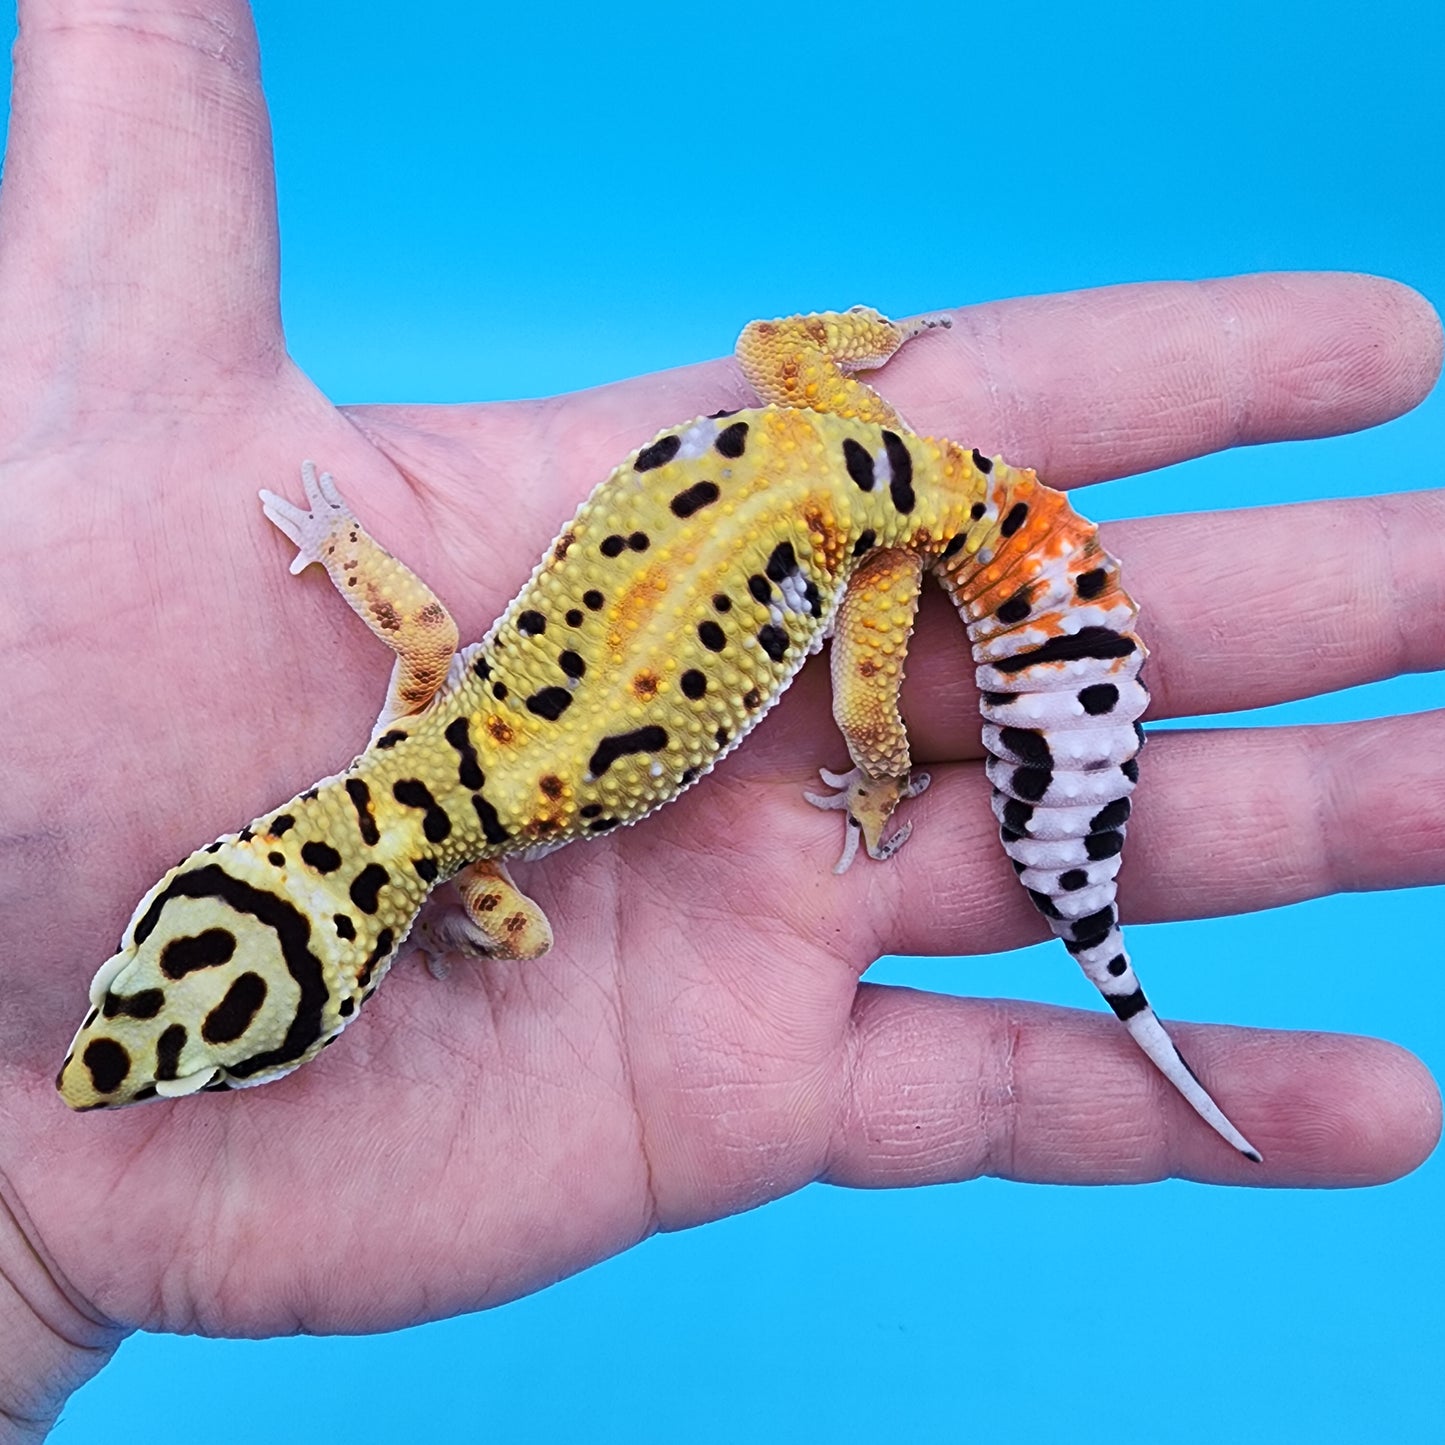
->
[{"left": 56, "top": 306, "right": 1260, "bottom": 1161}]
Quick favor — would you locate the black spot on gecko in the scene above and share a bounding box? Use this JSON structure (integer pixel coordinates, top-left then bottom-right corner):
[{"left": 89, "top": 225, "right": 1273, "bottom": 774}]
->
[
  {"left": 473, "top": 657, "right": 492, "bottom": 681},
  {"left": 517, "top": 609, "right": 546, "bottom": 635},
  {"left": 681, "top": 766, "right": 699, "bottom": 785},
  {"left": 713, "top": 593, "right": 732, "bottom": 612},
  {"left": 413, "top": 857, "right": 439, "bottom": 883},
  {"left": 715, "top": 420, "right": 749, "bottom": 458},
  {"left": 302, "top": 841, "right": 343, "bottom": 874},
  {"left": 588, "top": 725, "right": 669, "bottom": 778},
  {"left": 268, "top": 852, "right": 285, "bottom": 867},
  {"left": 559, "top": 650, "right": 587, "bottom": 679},
  {"left": 999, "top": 502, "right": 1029, "bottom": 538},
  {"left": 635, "top": 434, "right": 681, "bottom": 471},
  {"left": 942, "top": 534, "right": 966, "bottom": 559},
  {"left": 345, "top": 778, "right": 380, "bottom": 846},
  {"left": 133, "top": 865, "right": 327, "bottom": 1079},
  {"left": 970, "top": 501, "right": 987, "bottom": 521},
  {"left": 1085, "top": 830, "right": 1125, "bottom": 861},
  {"left": 748, "top": 574, "right": 772, "bottom": 604},
  {"left": 357, "top": 928, "right": 395, "bottom": 990},
  {"left": 1120, "top": 757, "right": 1139, "bottom": 784},
  {"left": 1075, "top": 567, "right": 1108, "bottom": 600},
  {"left": 1026, "top": 889, "right": 1063, "bottom": 920},
  {"left": 628, "top": 531, "right": 650, "bottom": 552},
  {"left": 757, "top": 624, "right": 789, "bottom": 663},
  {"left": 584, "top": 589, "right": 605, "bottom": 610},
  {"left": 204, "top": 842, "right": 223, "bottom": 854},
  {"left": 1089, "top": 798, "right": 1131, "bottom": 833},
  {"left": 804, "top": 580, "right": 824, "bottom": 618},
  {"left": 102, "top": 988, "right": 164, "bottom": 1021},
  {"left": 1106, "top": 955, "right": 1129, "bottom": 978},
  {"left": 154, "top": 1024, "right": 186, "bottom": 1083},
  {"left": 579, "top": 803, "right": 603, "bottom": 818},
  {"left": 472, "top": 794, "right": 509, "bottom": 846},
  {"left": 995, "top": 588, "right": 1032, "bottom": 626},
  {"left": 1000, "top": 727, "right": 1052, "bottom": 767},
  {"left": 339, "top": 998, "right": 355, "bottom": 1017},
  {"left": 671, "top": 480, "right": 721, "bottom": 519},
  {"left": 348, "top": 863, "right": 390, "bottom": 915},
  {"left": 842, "top": 438, "right": 875, "bottom": 491},
  {"left": 493, "top": 682, "right": 509, "bottom": 700},
  {"left": 972, "top": 448, "right": 993, "bottom": 474},
  {"left": 301, "top": 788, "right": 319, "bottom": 802},
  {"left": 765, "top": 541, "right": 797, "bottom": 581},
  {"left": 159, "top": 927, "right": 237, "bottom": 979},
  {"left": 587, "top": 817, "right": 622, "bottom": 833},
  {"left": 1106, "top": 988, "right": 1149, "bottom": 1022},
  {"left": 526, "top": 687, "right": 574, "bottom": 721},
  {"left": 709, "top": 408, "right": 740, "bottom": 419},
  {"left": 202, "top": 972, "right": 268, "bottom": 1045},
  {"left": 1001, "top": 797, "right": 1035, "bottom": 833},
  {"left": 238, "top": 828, "right": 254, "bottom": 843},
  {"left": 715, "top": 727, "right": 729, "bottom": 746},
  {"left": 743, "top": 687, "right": 761, "bottom": 709},
  {"left": 375, "top": 730, "right": 408, "bottom": 749},
  {"left": 84, "top": 1039, "right": 131, "bottom": 1094},
  {"left": 1078, "top": 683, "right": 1119, "bottom": 716},
  {"left": 1058, "top": 868, "right": 1090, "bottom": 891},
  {"left": 1070, "top": 905, "right": 1116, "bottom": 947},
  {"left": 882, "top": 431, "right": 915, "bottom": 514},
  {"left": 445, "top": 716, "right": 485, "bottom": 790},
  {"left": 565, "top": 608, "right": 584, "bottom": 627},
  {"left": 600, "top": 534, "right": 626, "bottom": 557},
  {"left": 992, "top": 627, "right": 1137, "bottom": 674},
  {"left": 981, "top": 691, "right": 1013, "bottom": 706},
  {"left": 853, "top": 529, "right": 877, "bottom": 557},
  {"left": 334, "top": 914, "right": 356, "bottom": 940},
  {"left": 392, "top": 780, "right": 452, "bottom": 842},
  {"left": 269, "top": 814, "right": 295, "bottom": 836},
  {"left": 698, "top": 619, "right": 726, "bottom": 652},
  {"left": 1010, "top": 766, "right": 1053, "bottom": 802},
  {"left": 681, "top": 669, "right": 708, "bottom": 699}
]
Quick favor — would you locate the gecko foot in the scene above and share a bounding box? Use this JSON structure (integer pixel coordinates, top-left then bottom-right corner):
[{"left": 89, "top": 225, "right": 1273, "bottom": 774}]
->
[
  {"left": 804, "top": 766, "right": 931, "bottom": 873},
  {"left": 259, "top": 461, "right": 354, "bottom": 576}
]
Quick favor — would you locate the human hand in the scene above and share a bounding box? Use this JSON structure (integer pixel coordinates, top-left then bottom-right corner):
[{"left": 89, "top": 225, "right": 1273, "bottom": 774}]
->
[{"left": 1, "top": 1, "right": 1441, "bottom": 1437}]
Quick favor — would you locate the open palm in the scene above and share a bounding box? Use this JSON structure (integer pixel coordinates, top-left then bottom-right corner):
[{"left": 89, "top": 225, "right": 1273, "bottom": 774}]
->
[{"left": 1, "top": 3, "right": 1442, "bottom": 1433}]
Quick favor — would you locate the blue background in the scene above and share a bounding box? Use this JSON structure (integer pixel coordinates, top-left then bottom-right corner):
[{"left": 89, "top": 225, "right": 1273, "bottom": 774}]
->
[{"left": 6, "top": 0, "right": 1443, "bottom": 1438}]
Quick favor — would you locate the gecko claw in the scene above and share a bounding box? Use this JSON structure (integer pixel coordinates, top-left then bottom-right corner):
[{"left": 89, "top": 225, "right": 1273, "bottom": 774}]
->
[
  {"left": 805, "top": 765, "right": 928, "bottom": 870},
  {"left": 260, "top": 462, "right": 356, "bottom": 576}
]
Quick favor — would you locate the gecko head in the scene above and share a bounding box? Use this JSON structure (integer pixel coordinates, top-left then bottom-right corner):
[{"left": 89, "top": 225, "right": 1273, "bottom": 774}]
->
[{"left": 56, "top": 843, "right": 339, "bottom": 1110}]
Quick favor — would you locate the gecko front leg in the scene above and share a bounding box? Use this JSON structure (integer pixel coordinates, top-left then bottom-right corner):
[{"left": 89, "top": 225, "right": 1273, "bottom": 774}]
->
[{"left": 260, "top": 462, "right": 460, "bottom": 735}]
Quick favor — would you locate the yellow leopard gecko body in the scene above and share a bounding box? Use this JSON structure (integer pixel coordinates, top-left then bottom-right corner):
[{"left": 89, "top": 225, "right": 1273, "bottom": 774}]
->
[{"left": 57, "top": 308, "right": 1260, "bottom": 1160}]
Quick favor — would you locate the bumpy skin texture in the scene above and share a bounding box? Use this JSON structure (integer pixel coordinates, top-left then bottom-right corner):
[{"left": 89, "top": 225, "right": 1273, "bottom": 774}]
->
[{"left": 56, "top": 307, "right": 1255, "bottom": 1159}]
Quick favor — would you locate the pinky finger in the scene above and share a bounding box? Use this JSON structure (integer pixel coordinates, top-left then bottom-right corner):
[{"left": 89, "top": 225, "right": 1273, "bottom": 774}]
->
[{"left": 823, "top": 985, "right": 1441, "bottom": 1189}]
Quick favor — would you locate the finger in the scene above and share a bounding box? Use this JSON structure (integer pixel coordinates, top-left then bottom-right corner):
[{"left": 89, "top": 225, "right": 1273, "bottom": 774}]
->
[
  {"left": 346, "top": 273, "right": 1442, "bottom": 511},
  {"left": 908, "top": 273, "right": 1442, "bottom": 486},
  {"left": 851, "top": 711, "right": 1445, "bottom": 958},
  {"left": 896, "top": 487, "right": 1445, "bottom": 752},
  {"left": 824, "top": 987, "right": 1440, "bottom": 1187},
  {"left": 0, "top": 1, "right": 280, "bottom": 385}
]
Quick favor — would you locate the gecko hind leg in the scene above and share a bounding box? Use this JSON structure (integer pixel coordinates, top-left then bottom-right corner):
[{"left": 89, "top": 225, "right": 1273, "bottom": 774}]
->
[
  {"left": 260, "top": 462, "right": 460, "bottom": 735},
  {"left": 414, "top": 859, "right": 554, "bottom": 978},
  {"left": 804, "top": 546, "right": 931, "bottom": 871},
  {"left": 805, "top": 766, "right": 932, "bottom": 872}
]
